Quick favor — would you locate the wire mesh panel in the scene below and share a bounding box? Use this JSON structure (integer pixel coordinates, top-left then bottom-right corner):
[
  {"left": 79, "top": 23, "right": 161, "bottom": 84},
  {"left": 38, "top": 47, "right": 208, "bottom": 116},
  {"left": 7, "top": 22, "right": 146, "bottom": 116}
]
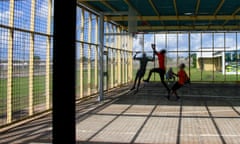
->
[
  {"left": 121, "top": 51, "right": 125, "bottom": 84},
  {"left": 12, "top": 31, "right": 30, "bottom": 121},
  {"left": 76, "top": 7, "right": 81, "bottom": 42},
  {"left": 90, "top": 45, "right": 97, "bottom": 93},
  {"left": 75, "top": 6, "right": 134, "bottom": 99},
  {"left": 0, "top": 27, "right": 9, "bottom": 125},
  {"left": 133, "top": 32, "right": 240, "bottom": 83},
  {"left": 76, "top": 42, "right": 81, "bottom": 98},
  {"left": 0, "top": 1, "right": 9, "bottom": 25},
  {"left": 225, "top": 33, "right": 238, "bottom": 81},
  {"left": 112, "top": 49, "right": 117, "bottom": 87},
  {"left": 49, "top": 37, "right": 53, "bottom": 107},
  {"left": 190, "top": 33, "right": 201, "bottom": 81},
  {"left": 14, "top": 0, "right": 31, "bottom": 30},
  {"left": 33, "top": 35, "right": 47, "bottom": 113},
  {"left": 83, "top": 43, "right": 89, "bottom": 96},
  {"left": 0, "top": 0, "right": 52, "bottom": 127},
  {"left": 213, "top": 33, "right": 225, "bottom": 82},
  {"left": 238, "top": 33, "right": 240, "bottom": 81},
  {"left": 107, "top": 48, "right": 112, "bottom": 89},
  {"left": 34, "top": 0, "right": 48, "bottom": 34}
]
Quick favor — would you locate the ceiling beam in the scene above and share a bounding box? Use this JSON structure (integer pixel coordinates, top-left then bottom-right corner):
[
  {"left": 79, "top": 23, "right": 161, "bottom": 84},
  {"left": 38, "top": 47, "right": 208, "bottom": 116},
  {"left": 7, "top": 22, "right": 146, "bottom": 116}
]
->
[
  {"left": 148, "top": 0, "right": 164, "bottom": 25},
  {"left": 101, "top": 1, "right": 116, "bottom": 12},
  {"left": 78, "top": 1, "right": 101, "bottom": 13},
  {"left": 173, "top": 0, "right": 178, "bottom": 16},
  {"left": 222, "top": 7, "right": 240, "bottom": 26},
  {"left": 232, "top": 7, "right": 240, "bottom": 15},
  {"left": 79, "top": 0, "right": 110, "bottom": 2},
  {"left": 148, "top": 0, "right": 160, "bottom": 16},
  {"left": 213, "top": 0, "right": 225, "bottom": 15},
  {"left": 107, "top": 15, "right": 240, "bottom": 21},
  {"left": 123, "top": 0, "right": 140, "bottom": 15},
  {"left": 137, "top": 25, "right": 240, "bottom": 31},
  {"left": 124, "top": 0, "right": 151, "bottom": 27},
  {"left": 195, "top": 0, "right": 201, "bottom": 15}
]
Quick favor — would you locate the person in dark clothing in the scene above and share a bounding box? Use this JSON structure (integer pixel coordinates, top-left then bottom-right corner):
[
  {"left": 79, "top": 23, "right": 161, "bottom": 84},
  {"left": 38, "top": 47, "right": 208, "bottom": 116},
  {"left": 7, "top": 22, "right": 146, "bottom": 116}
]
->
[
  {"left": 130, "top": 51, "right": 154, "bottom": 91},
  {"left": 143, "top": 44, "right": 170, "bottom": 95}
]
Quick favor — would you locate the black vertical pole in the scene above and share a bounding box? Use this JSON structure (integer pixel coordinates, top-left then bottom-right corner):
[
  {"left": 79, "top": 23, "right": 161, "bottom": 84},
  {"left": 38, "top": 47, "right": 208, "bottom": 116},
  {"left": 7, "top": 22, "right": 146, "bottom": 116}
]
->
[{"left": 53, "top": 0, "right": 76, "bottom": 143}]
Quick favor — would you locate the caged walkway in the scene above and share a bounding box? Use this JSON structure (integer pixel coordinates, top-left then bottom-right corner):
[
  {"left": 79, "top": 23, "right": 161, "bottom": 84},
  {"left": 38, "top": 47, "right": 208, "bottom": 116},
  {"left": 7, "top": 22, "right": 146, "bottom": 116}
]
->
[{"left": 1, "top": 82, "right": 240, "bottom": 144}]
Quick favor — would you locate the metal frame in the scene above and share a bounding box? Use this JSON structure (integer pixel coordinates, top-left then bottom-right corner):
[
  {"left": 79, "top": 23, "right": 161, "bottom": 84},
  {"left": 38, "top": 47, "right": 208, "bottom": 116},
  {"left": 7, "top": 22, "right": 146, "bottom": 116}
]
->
[
  {"left": 214, "top": 0, "right": 225, "bottom": 16},
  {"left": 101, "top": 1, "right": 116, "bottom": 12},
  {"left": 3, "top": 0, "right": 53, "bottom": 127},
  {"left": 195, "top": 0, "right": 201, "bottom": 15},
  {"left": 28, "top": 0, "right": 36, "bottom": 116},
  {"left": 6, "top": 0, "right": 15, "bottom": 124},
  {"left": 173, "top": 0, "right": 178, "bottom": 16},
  {"left": 87, "top": 13, "right": 92, "bottom": 95},
  {"left": 108, "top": 15, "right": 240, "bottom": 21},
  {"left": 53, "top": 0, "right": 76, "bottom": 143},
  {"left": 46, "top": 0, "right": 52, "bottom": 110},
  {"left": 79, "top": 9, "right": 84, "bottom": 99}
]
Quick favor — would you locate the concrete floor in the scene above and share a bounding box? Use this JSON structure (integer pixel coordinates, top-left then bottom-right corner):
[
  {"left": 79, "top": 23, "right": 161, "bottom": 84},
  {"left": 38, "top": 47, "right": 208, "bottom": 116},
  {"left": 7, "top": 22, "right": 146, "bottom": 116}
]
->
[{"left": 1, "top": 82, "right": 240, "bottom": 144}]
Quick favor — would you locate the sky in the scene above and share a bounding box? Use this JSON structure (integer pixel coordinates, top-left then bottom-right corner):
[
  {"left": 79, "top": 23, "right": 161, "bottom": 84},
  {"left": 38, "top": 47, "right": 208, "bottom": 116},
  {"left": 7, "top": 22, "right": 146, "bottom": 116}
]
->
[
  {"left": 132, "top": 32, "right": 240, "bottom": 58},
  {"left": 0, "top": 0, "right": 50, "bottom": 61}
]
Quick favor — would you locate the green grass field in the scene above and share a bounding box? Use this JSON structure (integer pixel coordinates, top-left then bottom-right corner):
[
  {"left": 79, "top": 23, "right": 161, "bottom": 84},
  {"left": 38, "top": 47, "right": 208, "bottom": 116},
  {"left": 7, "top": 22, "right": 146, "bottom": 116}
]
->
[
  {"left": 0, "top": 75, "right": 50, "bottom": 114},
  {"left": 133, "top": 67, "right": 240, "bottom": 82},
  {"left": 1, "top": 68, "right": 239, "bottom": 99}
]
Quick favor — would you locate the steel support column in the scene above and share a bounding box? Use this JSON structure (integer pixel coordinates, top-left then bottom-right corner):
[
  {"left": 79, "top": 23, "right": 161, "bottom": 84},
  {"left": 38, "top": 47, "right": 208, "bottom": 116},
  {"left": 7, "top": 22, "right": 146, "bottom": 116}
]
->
[
  {"left": 98, "top": 13, "right": 104, "bottom": 101},
  {"left": 53, "top": 0, "right": 76, "bottom": 143}
]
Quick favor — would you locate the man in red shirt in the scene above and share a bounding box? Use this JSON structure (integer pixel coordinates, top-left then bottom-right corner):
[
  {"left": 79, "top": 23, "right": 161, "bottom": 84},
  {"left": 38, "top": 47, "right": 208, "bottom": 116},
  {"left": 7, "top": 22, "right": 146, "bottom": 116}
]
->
[
  {"left": 143, "top": 44, "right": 170, "bottom": 94},
  {"left": 169, "top": 63, "right": 190, "bottom": 100}
]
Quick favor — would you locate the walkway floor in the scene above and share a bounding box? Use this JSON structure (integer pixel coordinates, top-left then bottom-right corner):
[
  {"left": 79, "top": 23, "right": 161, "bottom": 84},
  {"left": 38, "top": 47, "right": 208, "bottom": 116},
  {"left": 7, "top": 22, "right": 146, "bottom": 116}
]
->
[{"left": 1, "top": 82, "right": 240, "bottom": 144}]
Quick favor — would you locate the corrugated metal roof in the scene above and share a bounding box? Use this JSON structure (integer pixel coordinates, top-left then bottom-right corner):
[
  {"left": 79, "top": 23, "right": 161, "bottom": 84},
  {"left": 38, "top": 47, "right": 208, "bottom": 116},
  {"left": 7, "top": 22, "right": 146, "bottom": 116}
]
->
[{"left": 78, "top": 0, "right": 240, "bottom": 32}]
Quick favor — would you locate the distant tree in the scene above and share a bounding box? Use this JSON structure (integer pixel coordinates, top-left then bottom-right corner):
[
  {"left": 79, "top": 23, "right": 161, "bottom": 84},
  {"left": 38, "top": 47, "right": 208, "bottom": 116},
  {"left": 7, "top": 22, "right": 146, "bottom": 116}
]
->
[
  {"left": 34, "top": 55, "right": 41, "bottom": 65},
  {"left": 82, "top": 56, "right": 88, "bottom": 62},
  {"left": 190, "top": 53, "right": 197, "bottom": 68},
  {"left": 225, "top": 53, "right": 231, "bottom": 62},
  {"left": 34, "top": 55, "right": 41, "bottom": 60},
  {"left": 232, "top": 52, "right": 237, "bottom": 61}
]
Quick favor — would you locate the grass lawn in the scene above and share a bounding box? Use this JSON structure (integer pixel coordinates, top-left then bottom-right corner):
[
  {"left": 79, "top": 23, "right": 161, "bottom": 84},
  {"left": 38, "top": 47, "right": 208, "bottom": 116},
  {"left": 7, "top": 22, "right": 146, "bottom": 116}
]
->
[
  {"left": 133, "top": 67, "right": 240, "bottom": 82},
  {"left": 0, "top": 75, "right": 50, "bottom": 115}
]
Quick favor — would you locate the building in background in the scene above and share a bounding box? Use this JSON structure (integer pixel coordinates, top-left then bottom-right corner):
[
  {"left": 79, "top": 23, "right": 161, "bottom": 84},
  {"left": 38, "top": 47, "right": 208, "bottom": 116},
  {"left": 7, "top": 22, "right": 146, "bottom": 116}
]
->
[{"left": 197, "top": 47, "right": 240, "bottom": 74}]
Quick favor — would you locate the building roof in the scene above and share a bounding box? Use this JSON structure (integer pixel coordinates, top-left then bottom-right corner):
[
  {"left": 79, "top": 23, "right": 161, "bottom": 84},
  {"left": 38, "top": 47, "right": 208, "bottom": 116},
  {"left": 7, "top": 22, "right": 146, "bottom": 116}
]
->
[
  {"left": 197, "top": 47, "right": 238, "bottom": 58},
  {"left": 78, "top": 0, "right": 240, "bottom": 32}
]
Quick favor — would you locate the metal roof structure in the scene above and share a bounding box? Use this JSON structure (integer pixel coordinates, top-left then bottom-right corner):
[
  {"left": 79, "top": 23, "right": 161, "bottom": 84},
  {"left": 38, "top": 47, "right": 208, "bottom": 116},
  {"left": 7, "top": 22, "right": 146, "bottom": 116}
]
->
[{"left": 79, "top": 0, "right": 240, "bottom": 32}]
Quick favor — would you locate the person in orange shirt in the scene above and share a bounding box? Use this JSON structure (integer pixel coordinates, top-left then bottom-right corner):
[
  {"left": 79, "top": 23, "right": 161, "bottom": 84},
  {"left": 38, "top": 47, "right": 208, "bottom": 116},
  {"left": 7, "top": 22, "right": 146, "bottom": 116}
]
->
[
  {"left": 143, "top": 44, "right": 170, "bottom": 94},
  {"left": 168, "top": 63, "right": 190, "bottom": 100}
]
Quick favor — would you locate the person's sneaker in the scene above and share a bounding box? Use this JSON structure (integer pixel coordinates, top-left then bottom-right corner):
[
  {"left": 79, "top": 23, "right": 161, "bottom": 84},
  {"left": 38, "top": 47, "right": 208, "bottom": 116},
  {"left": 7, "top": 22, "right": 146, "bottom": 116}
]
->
[{"left": 143, "top": 79, "right": 149, "bottom": 83}]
